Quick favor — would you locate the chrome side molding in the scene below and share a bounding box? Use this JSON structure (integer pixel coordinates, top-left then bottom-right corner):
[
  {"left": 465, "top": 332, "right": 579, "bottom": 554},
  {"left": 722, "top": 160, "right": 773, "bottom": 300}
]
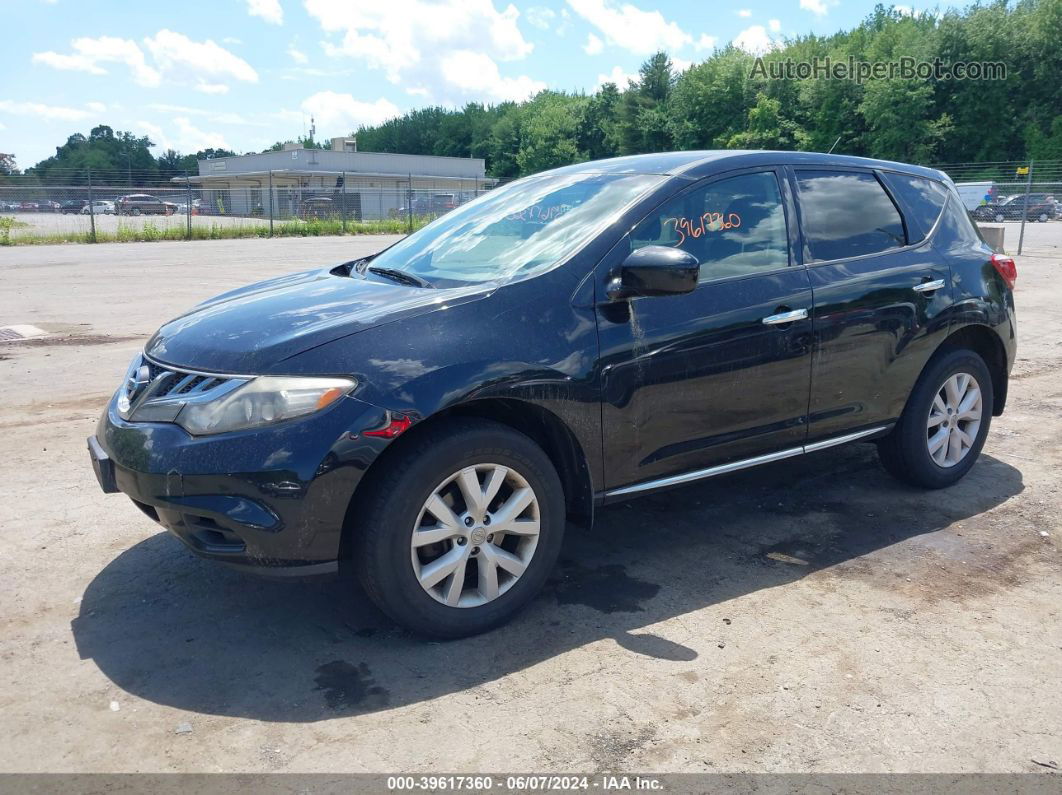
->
[{"left": 604, "top": 425, "right": 890, "bottom": 498}]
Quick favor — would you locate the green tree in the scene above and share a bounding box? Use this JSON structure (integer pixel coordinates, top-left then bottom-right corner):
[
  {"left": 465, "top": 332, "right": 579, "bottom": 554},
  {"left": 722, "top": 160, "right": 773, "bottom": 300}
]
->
[{"left": 517, "top": 92, "right": 588, "bottom": 174}]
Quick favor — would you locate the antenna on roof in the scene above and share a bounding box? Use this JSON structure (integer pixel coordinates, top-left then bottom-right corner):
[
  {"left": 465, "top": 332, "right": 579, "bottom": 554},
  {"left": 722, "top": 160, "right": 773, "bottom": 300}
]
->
[
  {"left": 827, "top": 135, "right": 842, "bottom": 154},
  {"left": 309, "top": 116, "right": 316, "bottom": 144}
]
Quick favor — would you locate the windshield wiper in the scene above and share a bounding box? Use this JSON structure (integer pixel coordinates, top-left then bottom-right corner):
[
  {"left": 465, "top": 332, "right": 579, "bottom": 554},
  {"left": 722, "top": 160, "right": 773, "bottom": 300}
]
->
[{"left": 367, "top": 266, "right": 433, "bottom": 289}]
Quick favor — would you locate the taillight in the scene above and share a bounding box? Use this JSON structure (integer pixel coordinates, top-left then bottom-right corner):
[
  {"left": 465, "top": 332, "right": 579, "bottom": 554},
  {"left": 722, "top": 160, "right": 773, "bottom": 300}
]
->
[{"left": 990, "top": 253, "right": 1017, "bottom": 290}]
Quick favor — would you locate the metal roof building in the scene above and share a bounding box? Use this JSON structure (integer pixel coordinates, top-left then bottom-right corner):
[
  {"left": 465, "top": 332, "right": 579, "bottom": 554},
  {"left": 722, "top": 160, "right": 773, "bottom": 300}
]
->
[{"left": 175, "top": 138, "right": 492, "bottom": 221}]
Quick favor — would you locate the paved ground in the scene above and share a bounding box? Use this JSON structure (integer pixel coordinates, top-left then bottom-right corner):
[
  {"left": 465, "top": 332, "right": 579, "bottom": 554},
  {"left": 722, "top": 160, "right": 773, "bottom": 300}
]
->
[{"left": 0, "top": 232, "right": 1059, "bottom": 774}]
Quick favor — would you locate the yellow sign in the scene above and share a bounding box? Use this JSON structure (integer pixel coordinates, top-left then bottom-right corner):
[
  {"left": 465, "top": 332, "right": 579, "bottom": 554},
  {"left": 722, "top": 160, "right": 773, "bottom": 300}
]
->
[{"left": 1016, "top": 166, "right": 1030, "bottom": 175}]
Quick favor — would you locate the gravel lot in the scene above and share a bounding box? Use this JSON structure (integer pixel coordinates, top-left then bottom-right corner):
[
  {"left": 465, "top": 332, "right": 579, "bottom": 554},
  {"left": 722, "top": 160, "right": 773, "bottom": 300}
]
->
[{"left": 0, "top": 231, "right": 1059, "bottom": 774}]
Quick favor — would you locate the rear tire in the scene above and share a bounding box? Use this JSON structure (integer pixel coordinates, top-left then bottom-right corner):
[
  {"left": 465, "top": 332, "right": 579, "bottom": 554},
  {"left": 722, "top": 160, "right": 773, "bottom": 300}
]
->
[
  {"left": 354, "top": 419, "right": 565, "bottom": 639},
  {"left": 878, "top": 348, "right": 993, "bottom": 489}
]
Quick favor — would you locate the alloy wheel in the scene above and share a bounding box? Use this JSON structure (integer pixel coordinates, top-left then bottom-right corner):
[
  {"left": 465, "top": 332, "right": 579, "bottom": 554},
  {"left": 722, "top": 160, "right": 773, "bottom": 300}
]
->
[
  {"left": 410, "top": 463, "right": 541, "bottom": 608},
  {"left": 926, "top": 372, "right": 982, "bottom": 468}
]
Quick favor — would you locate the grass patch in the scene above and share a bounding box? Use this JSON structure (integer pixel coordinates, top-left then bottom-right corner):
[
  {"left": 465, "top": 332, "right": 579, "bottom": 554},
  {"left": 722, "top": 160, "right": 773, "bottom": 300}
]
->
[
  {"left": 1, "top": 216, "right": 430, "bottom": 246},
  {"left": 0, "top": 216, "right": 30, "bottom": 245}
]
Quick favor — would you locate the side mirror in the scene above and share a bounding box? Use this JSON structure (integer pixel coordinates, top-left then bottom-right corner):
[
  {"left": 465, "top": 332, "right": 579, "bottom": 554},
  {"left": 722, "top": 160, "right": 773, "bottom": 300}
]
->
[{"left": 607, "top": 245, "right": 700, "bottom": 300}]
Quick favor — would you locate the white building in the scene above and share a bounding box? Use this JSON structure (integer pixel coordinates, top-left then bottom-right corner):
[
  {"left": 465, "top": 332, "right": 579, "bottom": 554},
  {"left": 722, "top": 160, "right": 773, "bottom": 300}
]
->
[{"left": 174, "top": 138, "right": 492, "bottom": 220}]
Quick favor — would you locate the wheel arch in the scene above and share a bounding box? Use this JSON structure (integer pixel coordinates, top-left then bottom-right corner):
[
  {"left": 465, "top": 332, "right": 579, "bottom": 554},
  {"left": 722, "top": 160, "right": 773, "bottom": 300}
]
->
[
  {"left": 338, "top": 397, "right": 595, "bottom": 564},
  {"left": 936, "top": 324, "right": 1009, "bottom": 416}
]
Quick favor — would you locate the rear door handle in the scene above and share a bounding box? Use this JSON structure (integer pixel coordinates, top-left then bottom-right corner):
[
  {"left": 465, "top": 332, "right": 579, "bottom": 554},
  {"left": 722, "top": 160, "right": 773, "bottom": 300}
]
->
[
  {"left": 762, "top": 308, "right": 809, "bottom": 325},
  {"left": 912, "top": 278, "right": 946, "bottom": 293}
]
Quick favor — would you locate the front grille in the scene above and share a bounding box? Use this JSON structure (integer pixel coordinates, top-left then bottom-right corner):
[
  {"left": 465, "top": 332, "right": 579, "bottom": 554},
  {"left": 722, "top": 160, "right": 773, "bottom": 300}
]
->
[{"left": 118, "top": 354, "right": 245, "bottom": 422}]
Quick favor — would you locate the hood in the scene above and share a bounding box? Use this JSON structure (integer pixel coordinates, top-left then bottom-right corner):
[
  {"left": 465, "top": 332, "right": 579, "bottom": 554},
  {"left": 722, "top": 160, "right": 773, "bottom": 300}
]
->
[{"left": 145, "top": 267, "right": 490, "bottom": 373}]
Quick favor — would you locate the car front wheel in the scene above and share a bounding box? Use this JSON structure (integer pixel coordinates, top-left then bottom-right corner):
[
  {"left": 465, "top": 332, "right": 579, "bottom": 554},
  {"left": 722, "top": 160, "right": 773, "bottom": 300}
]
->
[
  {"left": 354, "top": 418, "right": 565, "bottom": 638},
  {"left": 994, "top": 213, "right": 1005, "bottom": 223},
  {"left": 878, "top": 348, "right": 993, "bottom": 489}
]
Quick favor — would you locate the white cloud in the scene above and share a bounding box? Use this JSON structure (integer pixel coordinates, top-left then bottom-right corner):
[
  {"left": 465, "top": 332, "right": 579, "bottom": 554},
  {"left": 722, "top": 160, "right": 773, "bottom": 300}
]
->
[
  {"left": 525, "top": 5, "right": 556, "bottom": 29},
  {"left": 737, "top": 8, "right": 752, "bottom": 16},
  {"left": 768, "top": 18, "right": 782, "bottom": 31},
  {"left": 300, "top": 91, "right": 400, "bottom": 133},
  {"left": 439, "top": 51, "right": 546, "bottom": 102},
  {"left": 246, "top": 0, "right": 283, "bottom": 25},
  {"left": 895, "top": 5, "right": 914, "bottom": 15},
  {"left": 584, "top": 33, "right": 604, "bottom": 54},
  {"left": 671, "top": 56, "right": 692, "bottom": 72},
  {"left": 0, "top": 100, "right": 92, "bottom": 122},
  {"left": 305, "top": 0, "right": 537, "bottom": 101},
  {"left": 223, "top": 37, "right": 243, "bottom": 45},
  {"left": 695, "top": 33, "right": 718, "bottom": 50},
  {"left": 195, "top": 81, "right": 230, "bottom": 94},
  {"left": 566, "top": 0, "right": 691, "bottom": 54},
  {"left": 138, "top": 118, "right": 231, "bottom": 153},
  {"left": 34, "top": 30, "right": 257, "bottom": 90},
  {"left": 596, "top": 64, "right": 638, "bottom": 89},
  {"left": 33, "top": 36, "right": 161, "bottom": 87},
  {"left": 734, "top": 24, "right": 775, "bottom": 54},
  {"left": 86, "top": 101, "right": 107, "bottom": 113},
  {"left": 287, "top": 45, "right": 308, "bottom": 64},
  {"left": 800, "top": 0, "right": 828, "bottom": 15},
  {"left": 556, "top": 7, "right": 573, "bottom": 35},
  {"left": 145, "top": 103, "right": 265, "bottom": 126},
  {"left": 145, "top": 30, "right": 258, "bottom": 83}
]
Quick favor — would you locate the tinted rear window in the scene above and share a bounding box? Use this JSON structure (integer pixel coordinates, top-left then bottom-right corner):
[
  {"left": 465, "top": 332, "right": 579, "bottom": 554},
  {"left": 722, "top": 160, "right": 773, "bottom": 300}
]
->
[
  {"left": 884, "top": 174, "right": 949, "bottom": 243},
  {"left": 796, "top": 170, "right": 906, "bottom": 261}
]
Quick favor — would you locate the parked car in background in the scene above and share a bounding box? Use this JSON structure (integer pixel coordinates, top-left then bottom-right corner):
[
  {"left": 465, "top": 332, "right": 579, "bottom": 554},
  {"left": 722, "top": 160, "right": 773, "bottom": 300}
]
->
[
  {"left": 115, "top": 194, "right": 172, "bottom": 216},
  {"left": 90, "top": 150, "right": 1017, "bottom": 638},
  {"left": 60, "top": 199, "right": 89, "bottom": 214},
  {"left": 18, "top": 201, "right": 39, "bottom": 211},
  {"left": 81, "top": 200, "right": 115, "bottom": 215},
  {"left": 972, "top": 193, "right": 1056, "bottom": 222},
  {"left": 39, "top": 200, "right": 61, "bottom": 213}
]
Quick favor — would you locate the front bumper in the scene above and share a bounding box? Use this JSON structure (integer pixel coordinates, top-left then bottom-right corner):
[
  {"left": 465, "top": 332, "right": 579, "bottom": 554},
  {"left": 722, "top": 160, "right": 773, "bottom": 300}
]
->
[{"left": 91, "top": 392, "right": 392, "bottom": 575}]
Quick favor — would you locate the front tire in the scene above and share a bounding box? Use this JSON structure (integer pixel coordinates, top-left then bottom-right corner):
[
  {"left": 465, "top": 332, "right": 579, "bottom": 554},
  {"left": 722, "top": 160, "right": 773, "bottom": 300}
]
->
[
  {"left": 354, "top": 419, "right": 565, "bottom": 639},
  {"left": 878, "top": 348, "right": 993, "bottom": 489}
]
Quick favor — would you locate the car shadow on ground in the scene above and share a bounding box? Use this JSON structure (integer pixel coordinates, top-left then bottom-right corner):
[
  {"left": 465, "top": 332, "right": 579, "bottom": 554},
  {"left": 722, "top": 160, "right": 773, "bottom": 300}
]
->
[{"left": 72, "top": 443, "right": 1023, "bottom": 722}]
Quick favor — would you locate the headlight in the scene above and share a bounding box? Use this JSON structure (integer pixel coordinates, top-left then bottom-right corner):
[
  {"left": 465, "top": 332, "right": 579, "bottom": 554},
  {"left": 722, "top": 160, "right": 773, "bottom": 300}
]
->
[{"left": 177, "top": 376, "right": 356, "bottom": 435}]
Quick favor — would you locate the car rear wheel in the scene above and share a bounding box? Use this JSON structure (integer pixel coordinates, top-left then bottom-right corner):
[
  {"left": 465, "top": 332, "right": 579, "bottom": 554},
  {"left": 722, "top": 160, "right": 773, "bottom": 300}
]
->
[
  {"left": 877, "top": 348, "right": 993, "bottom": 489},
  {"left": 354, "top": 418, "right": 565, "bottom": 638},
  {"left": 1038, "top": 212, "right": 1049, "bottom": 223},
  {"left": 994, "top": 213, "right": 1005, "bottom": 223},
  {"left": 132, "top": 208, "right": 141, "bottom": 216}
]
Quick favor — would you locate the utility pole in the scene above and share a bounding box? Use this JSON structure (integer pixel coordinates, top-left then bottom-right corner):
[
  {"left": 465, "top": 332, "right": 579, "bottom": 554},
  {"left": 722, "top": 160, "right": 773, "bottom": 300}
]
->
[
  {"left": 86, "top": 168, "right": 96, "bottom": 243},
  {"left": 1017, "top": 159, "right": 1034, "bottom": 256},
  {"left": 268, "top": 169, "right": 274, "bottom": 237},
  {"left": 407, "top": 173, "right": 413, "bottom": 234},
  {"left": 185, "top": 172, "right": 193, "bottom": 239}
]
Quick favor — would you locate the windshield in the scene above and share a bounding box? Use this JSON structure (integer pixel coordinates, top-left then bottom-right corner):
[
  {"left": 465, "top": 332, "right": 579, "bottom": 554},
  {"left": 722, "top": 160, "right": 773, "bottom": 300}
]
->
[{"left": 367, "top": 172, "right": 663, "bottom": 287}]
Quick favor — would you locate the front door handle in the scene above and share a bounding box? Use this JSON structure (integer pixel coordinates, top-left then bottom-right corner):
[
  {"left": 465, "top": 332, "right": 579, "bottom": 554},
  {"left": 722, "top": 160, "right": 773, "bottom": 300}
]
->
[
  {"left": 762, "top": 308, "right": 809, "bottom": 325},
  {"left": 912, "top": 278, "right": 946, "bottom": 294}
]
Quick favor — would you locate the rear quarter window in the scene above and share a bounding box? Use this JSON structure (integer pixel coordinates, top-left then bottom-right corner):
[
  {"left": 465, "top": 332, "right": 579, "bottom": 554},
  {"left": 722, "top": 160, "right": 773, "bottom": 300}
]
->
[{"left": 883, "top": 173, "right": 950, "bottom": 243}]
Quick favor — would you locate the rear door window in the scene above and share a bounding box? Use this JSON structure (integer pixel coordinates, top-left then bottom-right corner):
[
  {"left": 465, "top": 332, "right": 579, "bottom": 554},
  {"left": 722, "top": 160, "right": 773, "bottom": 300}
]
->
[
  {"left": 882, "top": 173, "right": 949, "bottom": 243},
  {"left": 795, "top": 170, "right": 906, "bottom": 262}
]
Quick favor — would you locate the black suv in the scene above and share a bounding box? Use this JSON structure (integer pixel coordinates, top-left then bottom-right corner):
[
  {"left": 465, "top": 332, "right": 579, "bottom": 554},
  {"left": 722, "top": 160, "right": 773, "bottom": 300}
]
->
[
  {"left": 972, "top": 193, "right": 1056, "bottom": 223},
  {"left": 89, "top": 151, "right": 1017, "bottom": 638}
]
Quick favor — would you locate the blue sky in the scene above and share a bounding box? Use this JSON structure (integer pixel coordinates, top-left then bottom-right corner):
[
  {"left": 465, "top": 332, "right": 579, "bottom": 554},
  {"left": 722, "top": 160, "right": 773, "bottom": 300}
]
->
[{"left": 2, "top": 0, "right": 917, "bottom": 168}]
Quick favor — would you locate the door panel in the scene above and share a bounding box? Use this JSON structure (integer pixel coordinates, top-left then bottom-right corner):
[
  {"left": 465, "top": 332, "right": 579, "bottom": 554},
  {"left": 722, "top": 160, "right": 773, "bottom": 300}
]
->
[
  {"left": 793, "top": 168, "right": 953, "bottom": 442},
  {"left": 597, "top": 168, "right": 814, "bottom": 492}
]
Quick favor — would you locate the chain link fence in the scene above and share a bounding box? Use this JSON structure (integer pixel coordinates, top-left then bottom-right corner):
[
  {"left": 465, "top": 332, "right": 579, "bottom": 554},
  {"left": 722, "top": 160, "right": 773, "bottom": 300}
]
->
[
  {"left": 0, "top": 170, "right": 501, "bottom": 244},
  {"left": 932, "top": 159, "right": 1062, "bottom": 254}
]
